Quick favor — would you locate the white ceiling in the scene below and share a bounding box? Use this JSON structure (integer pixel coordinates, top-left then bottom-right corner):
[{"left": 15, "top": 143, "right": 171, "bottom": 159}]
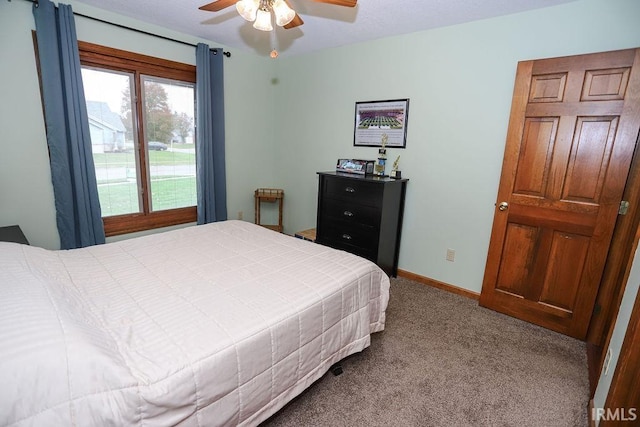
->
[{"left": 71, "top": 0, "right": 579, "bottom": 57}]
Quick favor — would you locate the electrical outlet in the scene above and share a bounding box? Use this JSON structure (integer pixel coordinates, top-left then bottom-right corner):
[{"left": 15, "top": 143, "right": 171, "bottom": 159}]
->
[
  {"left": 604, "top": 348, "right": 613, "bottom": 375},
  {"left": 237, "top": 211, "right": 243, "bottom": 220},
  {"left": 446, "top": 248, "right": 455, "bottom": 262}
]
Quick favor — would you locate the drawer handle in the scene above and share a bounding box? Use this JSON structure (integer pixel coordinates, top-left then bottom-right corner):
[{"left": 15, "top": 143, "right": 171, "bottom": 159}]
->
[
  {"left": 344, "top": 187, "right": 356, "bottom": 193},
  {"left": 342, "top": 234, "right": 352, "bottom": 240},
  {"left": 343, "top": 210, "right": 354, "bottom": 217}
]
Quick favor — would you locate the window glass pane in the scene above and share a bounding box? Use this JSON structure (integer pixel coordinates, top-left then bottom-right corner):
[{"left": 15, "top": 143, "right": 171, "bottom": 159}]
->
[
  {"left": 141, "top": 76, "right": 196, "bottom": 212},
  {"left": 82, "top": 67, "right": 141, "bottom": 216}
]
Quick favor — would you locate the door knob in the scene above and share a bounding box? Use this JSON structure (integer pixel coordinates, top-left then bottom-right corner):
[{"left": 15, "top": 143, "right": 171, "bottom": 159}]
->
[{"left": 498, "top": 202, "right": 509, "bottom": 211}]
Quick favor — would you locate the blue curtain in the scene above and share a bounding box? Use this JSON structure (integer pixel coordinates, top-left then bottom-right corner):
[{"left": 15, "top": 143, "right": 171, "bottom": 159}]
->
[
  {"left": 196, "top": 44, "right": 227, "bottom": 225},
  {"left": 33, "top": 0, "right": 105, "bottom": 249}
]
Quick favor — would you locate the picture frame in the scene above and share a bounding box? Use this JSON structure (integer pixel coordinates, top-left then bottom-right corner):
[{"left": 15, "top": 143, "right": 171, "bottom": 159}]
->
[
  {"left": 353, "top": 98, "right": 409, "bottom": 148},
  {"left": 335, "top": 159, "right": 375, "bottom": 175}
]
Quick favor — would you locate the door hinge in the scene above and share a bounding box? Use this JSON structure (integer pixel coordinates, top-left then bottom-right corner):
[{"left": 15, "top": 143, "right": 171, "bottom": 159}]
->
[{"left": 619, "top": 200, "right": 630, "bottom": 215}]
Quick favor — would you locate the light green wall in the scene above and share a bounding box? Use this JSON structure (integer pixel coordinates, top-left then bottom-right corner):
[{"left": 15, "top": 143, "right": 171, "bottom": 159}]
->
[
  {"left": 273, "top": 0, "right": 640, "bottom": 293},
  {"left": 0, "top": 0, "right": 277, "bottom": 249},
  {"left": 0, "top": 1, "right": 58, "bottom": 248}
]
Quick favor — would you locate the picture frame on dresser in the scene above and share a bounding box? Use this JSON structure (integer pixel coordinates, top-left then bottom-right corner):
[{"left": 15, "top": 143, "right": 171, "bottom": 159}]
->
[{"left": 353, "top": 99, "right": 409, "bottom": 148}]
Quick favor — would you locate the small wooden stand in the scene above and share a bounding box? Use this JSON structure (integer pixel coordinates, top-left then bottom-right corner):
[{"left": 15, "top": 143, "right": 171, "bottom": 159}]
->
[
  {"left": 254, "top": 188, "right": 284, "bottom": 233},
  {"left": 294, "top": 228, "right": 316, "bottom": 242}
]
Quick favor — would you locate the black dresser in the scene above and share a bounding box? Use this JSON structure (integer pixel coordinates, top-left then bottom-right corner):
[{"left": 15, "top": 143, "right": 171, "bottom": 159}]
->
[{"left": 316, "top": 172, "right": 408, "bottom": 277}]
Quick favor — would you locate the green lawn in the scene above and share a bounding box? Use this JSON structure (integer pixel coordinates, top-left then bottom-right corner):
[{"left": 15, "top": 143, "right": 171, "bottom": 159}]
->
[
  {"left": 93, "top": 150, "right": 195, "bottom": 169},
  {"left": 93, "top": 151, "right": 197, "bottom": 216},
  {"left": 94, "top": 148, "right": 197, "bottom": 216},
  {"left": 98, "top": 176, "right": 196, "bottom": 217}
]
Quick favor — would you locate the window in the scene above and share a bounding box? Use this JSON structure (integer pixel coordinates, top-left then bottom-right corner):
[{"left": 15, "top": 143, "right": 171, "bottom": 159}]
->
[{"left": 79, "top": 42, "right": 197, "bottom": 236}]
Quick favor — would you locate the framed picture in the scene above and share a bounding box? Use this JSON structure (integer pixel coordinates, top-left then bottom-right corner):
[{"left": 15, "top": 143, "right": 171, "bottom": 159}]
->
[
  {"left": 335, "top": 159, "right": 375, "bottom": 175},
  {"left": 353, "top": 98, "right": 409, "bottom": 148}
]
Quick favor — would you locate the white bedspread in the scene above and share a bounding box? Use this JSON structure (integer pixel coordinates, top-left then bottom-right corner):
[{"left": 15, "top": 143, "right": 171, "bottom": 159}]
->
[{"left": 0, "top": 220, "right": 389, "bottom": 426}]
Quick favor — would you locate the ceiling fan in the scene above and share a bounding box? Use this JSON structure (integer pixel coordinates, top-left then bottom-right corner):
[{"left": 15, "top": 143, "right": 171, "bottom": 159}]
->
[{"left": 199, "top": 0, "right": 357, "bottom": 31}]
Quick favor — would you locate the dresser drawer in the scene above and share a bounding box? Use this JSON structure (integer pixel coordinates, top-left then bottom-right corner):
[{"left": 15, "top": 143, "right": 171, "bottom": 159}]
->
[
  {"left": 323, "top": 177, "right": 383, "bottom": 207},
  {"left": 319, "top": 219, "right": 379, "bottom": 250},
  {"left": 320, "top": 198, "right": 381, "bottom": 228},
  {"left": 322, "top": 238, "right": 376, "bottom": 261}
]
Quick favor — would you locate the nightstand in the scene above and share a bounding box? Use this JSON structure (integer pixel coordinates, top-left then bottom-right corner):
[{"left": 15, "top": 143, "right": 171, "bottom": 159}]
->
[{"left": 0, "top": 225, "right": 30, "bottom": 245}]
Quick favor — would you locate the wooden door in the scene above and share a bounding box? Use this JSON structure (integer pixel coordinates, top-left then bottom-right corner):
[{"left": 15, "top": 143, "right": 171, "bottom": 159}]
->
[{"left": 479, "top": 48, "right": 640, "bottom": 340}]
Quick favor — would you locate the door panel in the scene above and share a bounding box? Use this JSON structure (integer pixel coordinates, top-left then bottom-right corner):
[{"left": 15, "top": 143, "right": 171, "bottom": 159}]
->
[
  {"left": 513, "top": 118, "right": 558, "bottom": 196},
  {"left": 563, "top": 117, "right": 618, "bottom": 202},
  {"left": 538, "top": 231, "right": 589, "bottom": 311},
  {"left": 581, "top": 67, "right": 630, "bottom": 101},
  {"left": 495, "top": 223, "right": 538, "bottom": 297},
  {"left": 480, "top": 48, "right": 640, "bottom": 339},
  {"left": 529, "top": 73, "right": 566, "bottom": 102}
]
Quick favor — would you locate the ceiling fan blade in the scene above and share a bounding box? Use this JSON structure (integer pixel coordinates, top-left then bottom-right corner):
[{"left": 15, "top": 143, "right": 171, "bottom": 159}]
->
[
  {"left": 311, "top": 0, "right": 357, "bottom": 7},
  {"left": 283, "top": 13, "right": 304, "bottom": 29},
  {"left": 199, "top": 0, "right": 237, "bottom": 12}
]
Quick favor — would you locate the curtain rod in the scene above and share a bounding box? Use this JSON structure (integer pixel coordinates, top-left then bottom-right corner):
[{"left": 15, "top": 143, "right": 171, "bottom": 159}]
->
[{"left": 13, "top": 0, "right": 231, "bottom": 57}]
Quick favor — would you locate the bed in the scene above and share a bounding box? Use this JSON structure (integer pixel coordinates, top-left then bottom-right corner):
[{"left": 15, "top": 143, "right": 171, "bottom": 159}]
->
[{"left": 0, "top": 220, "right": 389, "bottom": 426}]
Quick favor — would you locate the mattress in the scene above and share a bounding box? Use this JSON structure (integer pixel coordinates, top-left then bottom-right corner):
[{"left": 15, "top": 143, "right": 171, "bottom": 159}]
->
[{"left": 0, "top": 220, "right": 389, "bottom": 426}]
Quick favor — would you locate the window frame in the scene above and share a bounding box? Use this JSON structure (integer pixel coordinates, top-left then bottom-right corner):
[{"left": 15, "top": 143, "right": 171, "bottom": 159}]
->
[{"left": 78, "top": 41, "right": 197, "bottom": 237}]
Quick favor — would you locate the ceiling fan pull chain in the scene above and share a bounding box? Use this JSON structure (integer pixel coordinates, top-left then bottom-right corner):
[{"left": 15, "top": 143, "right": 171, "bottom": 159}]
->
[{"left": 270, "top": 24, "right": 279, "bottom": 58}]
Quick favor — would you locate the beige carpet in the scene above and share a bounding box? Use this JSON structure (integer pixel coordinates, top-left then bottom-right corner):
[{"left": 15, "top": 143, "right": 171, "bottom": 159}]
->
[{"left": 261, "top": 277, "right": 590, "bottom": 426}]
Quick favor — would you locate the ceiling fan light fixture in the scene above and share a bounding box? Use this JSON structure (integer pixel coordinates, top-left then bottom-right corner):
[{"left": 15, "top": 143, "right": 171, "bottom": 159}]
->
[
  {"left": 253, "top": 8, "right": 273, "bottom": 31},
  {"left": 272, "top": 0, "right": 295, "bottom": 27},
  {"left": 236, "top": 0, "right": 259, "bottom": 21}
]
